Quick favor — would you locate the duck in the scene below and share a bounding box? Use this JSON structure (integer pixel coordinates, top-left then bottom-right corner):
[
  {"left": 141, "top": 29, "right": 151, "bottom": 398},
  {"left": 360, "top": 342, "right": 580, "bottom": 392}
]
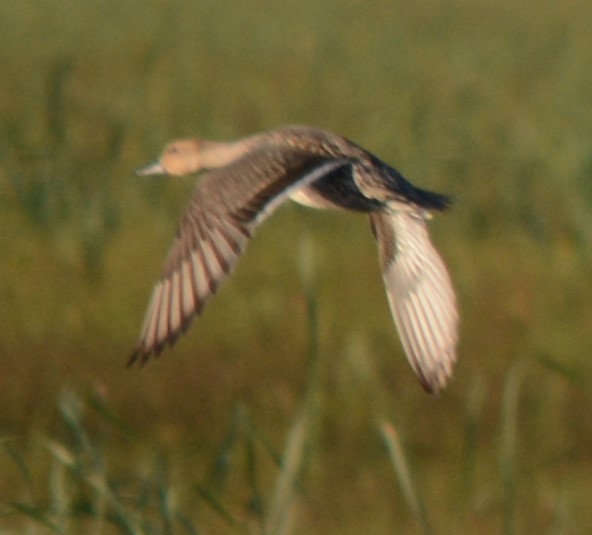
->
[{"left": 129, "top": 125, "right": 458, "bottom": 393}]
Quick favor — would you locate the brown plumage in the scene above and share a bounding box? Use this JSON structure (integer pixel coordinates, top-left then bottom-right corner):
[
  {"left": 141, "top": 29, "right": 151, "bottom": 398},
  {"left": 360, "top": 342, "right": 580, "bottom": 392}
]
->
[{"left": 130, "top": 125, "right": 458, "bottom": 393}]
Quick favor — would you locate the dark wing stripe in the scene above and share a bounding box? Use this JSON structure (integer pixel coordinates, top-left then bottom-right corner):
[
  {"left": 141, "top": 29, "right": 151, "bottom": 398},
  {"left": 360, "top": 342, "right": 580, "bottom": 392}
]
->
[
  {"left": 189, "top": 248, "right": 210, "bottom": 308},
  {"left": 220, "top": 219, "right": 251, "bottom": 253},
  {"left": 156, "top": 278, "right": 171, "bottom": 347},
  {"left": 199, "top": 239, "right": 220, "bottom": 293},
  {"left": 143, "top": 284, "right": 163, "bottom": 354},
  {"left": 208, "top": 227, "right": 233, "bottom": 272},
  {"left": 138, "top": 284, "right": 162, "bottom": 353},
  {"left": 168, "top": 270, "right": 183, "bottom": 337}
]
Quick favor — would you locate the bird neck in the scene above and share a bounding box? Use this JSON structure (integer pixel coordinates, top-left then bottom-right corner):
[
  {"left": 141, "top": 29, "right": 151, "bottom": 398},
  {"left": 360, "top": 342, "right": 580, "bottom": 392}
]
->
[{"left": 198, "top": 139, "right": 251, "bottom": 170}]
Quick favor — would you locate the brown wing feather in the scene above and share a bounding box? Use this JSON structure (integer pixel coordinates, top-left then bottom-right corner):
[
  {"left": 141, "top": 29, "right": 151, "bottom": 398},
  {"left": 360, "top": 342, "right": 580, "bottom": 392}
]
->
[
  {"left": 370, "top": 210, "right": 458, "bottom": 393},
  {"left": 129, "top": 147, "right": 347, "bottom": 364}
]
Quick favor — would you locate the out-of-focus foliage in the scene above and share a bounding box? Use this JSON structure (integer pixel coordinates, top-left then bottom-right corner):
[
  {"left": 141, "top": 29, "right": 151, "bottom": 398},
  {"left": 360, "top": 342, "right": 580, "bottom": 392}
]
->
[{"left": 1, "top": 1, "right": 591, "bottom": 532}]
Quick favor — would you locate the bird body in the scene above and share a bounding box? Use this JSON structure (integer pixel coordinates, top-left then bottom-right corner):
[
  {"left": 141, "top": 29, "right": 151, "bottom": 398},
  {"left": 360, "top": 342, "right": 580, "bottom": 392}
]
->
[{"left": 130, "top": 125, "right": 458, "bottom": 393}]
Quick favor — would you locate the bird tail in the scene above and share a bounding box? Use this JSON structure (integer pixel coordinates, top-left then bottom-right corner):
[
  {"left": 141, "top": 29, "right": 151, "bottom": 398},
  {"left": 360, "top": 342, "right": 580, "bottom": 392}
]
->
[{"left": 412, "top": 187, "right": 454, "bottom": 212}]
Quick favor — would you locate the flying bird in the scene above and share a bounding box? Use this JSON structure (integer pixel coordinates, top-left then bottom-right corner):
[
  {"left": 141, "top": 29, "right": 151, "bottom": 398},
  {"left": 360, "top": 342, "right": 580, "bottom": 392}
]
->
[{"left": 130, "top": 125, "right": 458, "bottom": 393}]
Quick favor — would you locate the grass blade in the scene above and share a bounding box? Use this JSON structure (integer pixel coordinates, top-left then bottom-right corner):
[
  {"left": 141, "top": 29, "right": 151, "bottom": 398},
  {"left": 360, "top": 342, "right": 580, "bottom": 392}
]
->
[
  {"left": 380, "top": 420, "right": 432, "bottom": 535},
  {"left": 500, "top": 359, "right": 527, "bottom": 535},
  {"left": 1, "top": 439, "right": 35, "bottom": 496},
  {"left": 7, "top": 502, "right": 61, "bottom": 532},
  {"left": 263, "top": 408, "right": 309, "bottom": 535},
  {"left": 194, "top": 485, "right": 238, "bottom": 526},
  {"left": 462, "top": 376, "right": 486, "bottom": 504}
]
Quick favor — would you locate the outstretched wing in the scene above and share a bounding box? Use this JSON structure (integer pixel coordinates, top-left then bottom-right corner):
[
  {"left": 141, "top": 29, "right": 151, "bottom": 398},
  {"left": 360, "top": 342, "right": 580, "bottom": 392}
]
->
[
  {"left": 130, "top": 147, "right": 348, "bottom": 365},
  {"left": 370, "top": 210, "right": 458, "bottom": 393}
]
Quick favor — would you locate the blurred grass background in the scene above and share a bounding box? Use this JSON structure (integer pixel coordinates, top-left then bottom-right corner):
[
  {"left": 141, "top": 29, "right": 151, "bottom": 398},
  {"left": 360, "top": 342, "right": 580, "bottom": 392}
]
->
[{"left": 1, "top": 0, "right": 592, "bottom": 532}]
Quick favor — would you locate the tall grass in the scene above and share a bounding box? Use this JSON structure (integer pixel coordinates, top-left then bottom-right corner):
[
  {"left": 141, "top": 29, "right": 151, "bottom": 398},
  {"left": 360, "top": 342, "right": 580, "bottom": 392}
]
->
[
  {"left": 2, "top": 238, "right": 323, "bottom": 534},
  {"left": 499, "top": 360, "right": 526, "bottom": 535},
  {"left": 380, "top": 421, "right": 432, "bottom": 535}
]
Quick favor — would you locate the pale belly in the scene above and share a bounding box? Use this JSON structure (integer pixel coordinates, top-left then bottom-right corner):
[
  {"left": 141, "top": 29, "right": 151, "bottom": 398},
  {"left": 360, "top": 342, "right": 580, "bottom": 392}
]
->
[
  {"left": 289, "top": 187, "right": 343, "bottom": 209},
  {"left": 289, "top": 181, "right": 382, "bottom": 212}
]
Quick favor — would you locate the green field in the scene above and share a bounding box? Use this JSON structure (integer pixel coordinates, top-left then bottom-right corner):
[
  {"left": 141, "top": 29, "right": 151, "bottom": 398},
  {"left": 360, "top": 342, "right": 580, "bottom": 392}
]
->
[{"left": 2, "top": 1, "right": 592, "bottom": 533}]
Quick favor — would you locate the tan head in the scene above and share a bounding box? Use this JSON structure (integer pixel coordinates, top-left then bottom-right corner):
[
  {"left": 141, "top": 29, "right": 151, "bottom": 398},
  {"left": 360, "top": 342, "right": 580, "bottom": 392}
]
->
[
  {"left": 136, "top": 139, "right": 205, "bottom": 177},
  {"left": 136, "top": 136, "right": 252, "bottom": 177}
]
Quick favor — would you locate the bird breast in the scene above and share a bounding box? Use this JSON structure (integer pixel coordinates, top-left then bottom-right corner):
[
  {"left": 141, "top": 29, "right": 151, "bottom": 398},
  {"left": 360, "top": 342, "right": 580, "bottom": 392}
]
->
[{"left": 289, "top": 172, "right": 383, "bottom": 212}]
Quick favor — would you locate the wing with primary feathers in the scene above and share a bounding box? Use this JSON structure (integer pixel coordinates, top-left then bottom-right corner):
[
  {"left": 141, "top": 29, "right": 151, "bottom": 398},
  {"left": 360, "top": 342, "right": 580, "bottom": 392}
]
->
[
  {"left": 370, "top": 210, "right": 458, "bottom": 393},
  {"left": 129, "top": 147, "right": 348, "bottom": 364}
]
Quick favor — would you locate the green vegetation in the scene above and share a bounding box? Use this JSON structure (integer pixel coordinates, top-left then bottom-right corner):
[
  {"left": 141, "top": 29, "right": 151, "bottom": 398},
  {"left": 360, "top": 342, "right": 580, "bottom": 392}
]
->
[{"left": 1, "top": 0, "right": 592, "bottom": 532}]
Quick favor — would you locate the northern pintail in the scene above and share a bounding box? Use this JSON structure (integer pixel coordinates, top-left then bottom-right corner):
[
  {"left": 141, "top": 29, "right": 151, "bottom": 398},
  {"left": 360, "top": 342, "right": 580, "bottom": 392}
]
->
[{"left": 130, "top": 125, "right": 458, "bottom": 393}]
